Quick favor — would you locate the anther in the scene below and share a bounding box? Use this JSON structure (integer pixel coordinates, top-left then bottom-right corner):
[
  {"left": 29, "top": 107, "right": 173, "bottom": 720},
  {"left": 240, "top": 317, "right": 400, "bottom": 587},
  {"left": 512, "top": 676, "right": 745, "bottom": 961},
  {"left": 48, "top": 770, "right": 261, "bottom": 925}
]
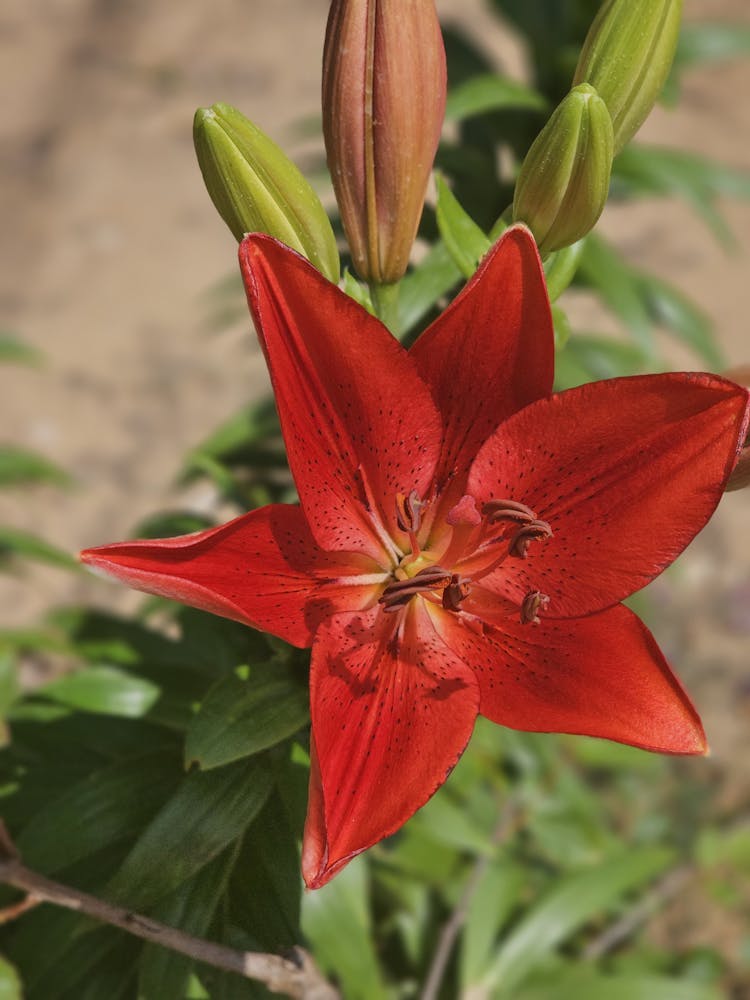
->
[
  {"left": 520, "top": 590, "right": 550, "bottom": 625},
  {"left": 442, "top": 574, "right": 471, "bottom": 612},
  {"left": 379, "top": 565, "right": 452, "bottom": 612},
  {"left": 482, "top": 499, "right": 538, "bottom": 525},
  {"left": 508, "top": 519, "right": 552, "bottom": 559},
  {"left": 395, "top": 490, "right": 424, "bottom": 534}
]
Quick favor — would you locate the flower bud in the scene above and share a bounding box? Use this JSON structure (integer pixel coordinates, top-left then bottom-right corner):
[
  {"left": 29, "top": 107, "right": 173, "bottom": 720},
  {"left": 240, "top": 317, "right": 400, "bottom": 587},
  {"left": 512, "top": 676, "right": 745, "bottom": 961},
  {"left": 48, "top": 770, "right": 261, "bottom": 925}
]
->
[
  {"left": 573, "top": 0, "right": 683, "bottom": 155},
  {"left": 512, "top": 84, "right": 613, "bottom": 256},
  {"left": 322, "top": 0, "right": 447, "bottom": 285},
  {"left": 194, "top": 103, "right": 340, "bottom": 283}
]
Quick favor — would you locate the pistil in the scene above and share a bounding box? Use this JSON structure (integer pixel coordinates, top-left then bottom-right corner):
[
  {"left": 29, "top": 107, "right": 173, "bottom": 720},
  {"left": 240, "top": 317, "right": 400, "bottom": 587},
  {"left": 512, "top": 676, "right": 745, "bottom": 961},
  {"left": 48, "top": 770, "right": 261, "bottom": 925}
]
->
[{"left": 395, "top": 489, "right": 425, "bottom": 563}]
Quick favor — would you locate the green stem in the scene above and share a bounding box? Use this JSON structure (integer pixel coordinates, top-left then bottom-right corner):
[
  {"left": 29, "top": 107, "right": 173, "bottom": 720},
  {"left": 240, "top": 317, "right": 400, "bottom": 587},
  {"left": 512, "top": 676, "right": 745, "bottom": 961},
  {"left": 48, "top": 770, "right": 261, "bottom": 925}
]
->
[{"left": 369, "top": 281, "right": 401, "bottom": 337}]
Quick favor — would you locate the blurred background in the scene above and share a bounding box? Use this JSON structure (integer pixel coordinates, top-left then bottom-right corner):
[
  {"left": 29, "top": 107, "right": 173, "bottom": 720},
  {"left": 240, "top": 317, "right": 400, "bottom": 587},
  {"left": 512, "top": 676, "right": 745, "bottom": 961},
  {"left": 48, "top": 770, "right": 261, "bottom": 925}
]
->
[{"left": 1, "top": 0, "right": 750, "bottom": 988}]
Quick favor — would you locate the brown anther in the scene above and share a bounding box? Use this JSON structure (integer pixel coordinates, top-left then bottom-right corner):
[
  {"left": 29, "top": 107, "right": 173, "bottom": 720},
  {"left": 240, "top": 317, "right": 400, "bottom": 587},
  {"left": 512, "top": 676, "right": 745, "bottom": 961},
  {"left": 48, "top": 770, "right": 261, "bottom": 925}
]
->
[
  {"left": 508, "top": 519, "right": 552, "bottom": 559},
  {"left": 482, "top": 499, "right": 538, "bottom": 525},
  {"left": 395, "top": 489, "right": 424, "bottom": 534},
  {"left": 442, "top": 574, "right": 471, "bottom": 612},
  {"left": 379, "top": 565, "right": 452, "bottom": 612},
  {"left": 520, "top": 590, "right": 550, "bottom": 625}
]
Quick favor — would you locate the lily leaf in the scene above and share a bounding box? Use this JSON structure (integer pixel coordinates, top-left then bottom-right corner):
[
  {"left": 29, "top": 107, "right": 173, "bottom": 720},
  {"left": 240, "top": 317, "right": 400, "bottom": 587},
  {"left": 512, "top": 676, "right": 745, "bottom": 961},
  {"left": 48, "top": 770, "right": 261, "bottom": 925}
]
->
[
  {"left": 0, "top": 333, "right": 41, "bottom": 366},
  {"left": 446, "top": 74, "right": 547, "bottom": 121},
  {"left": 185, "top": 661, "right": 309, "bottom": 770},
  {"left": 479, "top": 847, "right": 673, "bottom": 995},
  {"left": 106, "top": 756, "right": 273, "bottom": 911},
  {"left": 398, "top": 241, "right": 462, "bottom": 336},
  {"left": 435, "top": 174, "right": 490, "bottom": 279},
  {"left": 17, "top": 752, "right": 180, "bottom": 873},
  {"left": 302, "top": 857, "right": 388, "bottom": 1000},
  {"left": 138, "top": 845, "right": 240, "bottom": 1000},
  {"left": 0, "top": 446, "right": 71, "bottom": 487},
  {"left": 0, "top": 528, "right": 78, "bottom": 572},
  {"left": 41, "top": 665, "right": 161, "bottom": 718}
]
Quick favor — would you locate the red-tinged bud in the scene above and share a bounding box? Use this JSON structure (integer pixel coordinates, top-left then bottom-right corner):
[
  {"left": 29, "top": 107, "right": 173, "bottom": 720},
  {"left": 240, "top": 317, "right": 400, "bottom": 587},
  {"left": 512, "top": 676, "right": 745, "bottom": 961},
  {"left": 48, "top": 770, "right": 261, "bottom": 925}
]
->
[{"left": 322, "top": 0, "right": 447, "bottom": 285}]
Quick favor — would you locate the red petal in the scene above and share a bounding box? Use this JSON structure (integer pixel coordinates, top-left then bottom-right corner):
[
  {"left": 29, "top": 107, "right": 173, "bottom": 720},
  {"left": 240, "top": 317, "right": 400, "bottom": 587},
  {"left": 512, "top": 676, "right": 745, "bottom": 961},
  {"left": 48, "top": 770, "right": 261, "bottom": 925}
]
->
[
  {"left": 432, "top": 603, "right": 706, "bottom": 755},
  {"left": 469, "top": 373, "right": 750, "bottom": 616},
  {"left": 239, "top": 235, "right": 442, "bottom": 561},
  {"left": 302, "top": 602, "right": 479, "bottom": 888},
  {"left": 81, "top": 505, "right": 382, "bottom": 648},
  {"left": 410, "top": 225, "right": 553, "bottom": 502}
]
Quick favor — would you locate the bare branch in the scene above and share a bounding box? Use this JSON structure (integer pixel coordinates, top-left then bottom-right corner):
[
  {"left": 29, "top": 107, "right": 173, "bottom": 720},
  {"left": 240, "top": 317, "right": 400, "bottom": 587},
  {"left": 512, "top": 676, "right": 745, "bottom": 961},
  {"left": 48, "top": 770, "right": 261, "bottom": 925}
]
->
[{"left": 0, "top": 823, "right": 338, "bottom": 1000}]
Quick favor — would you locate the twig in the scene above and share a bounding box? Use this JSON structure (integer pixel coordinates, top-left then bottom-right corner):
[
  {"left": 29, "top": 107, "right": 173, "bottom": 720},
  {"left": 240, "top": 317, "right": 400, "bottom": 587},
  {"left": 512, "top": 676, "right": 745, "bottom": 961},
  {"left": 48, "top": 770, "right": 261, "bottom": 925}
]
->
[
  {"left": 0, "top": 823, "right": 338, "bottom": 1000},
  {"left": 420, "top": 799, "right": 521, "bottom": 1000},
  {"left": 582, "top": 862, "right": 694, "bottom": 960}
]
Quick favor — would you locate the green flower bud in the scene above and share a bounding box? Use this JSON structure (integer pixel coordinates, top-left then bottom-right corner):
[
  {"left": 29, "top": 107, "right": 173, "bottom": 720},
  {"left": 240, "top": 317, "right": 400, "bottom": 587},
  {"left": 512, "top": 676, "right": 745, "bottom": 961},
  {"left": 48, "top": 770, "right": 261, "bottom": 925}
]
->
[
  {"left": 573, "top": 0, "right": 683, "bottom": 155},
  {"left": 513, "top": 84, "right": 614, "bottom": 256},
  {"left": 194, "top": 103, "right": 340, "bottom": 283},
  {"left": 322, "top": 0, "right": 446, "bottom": 285}
]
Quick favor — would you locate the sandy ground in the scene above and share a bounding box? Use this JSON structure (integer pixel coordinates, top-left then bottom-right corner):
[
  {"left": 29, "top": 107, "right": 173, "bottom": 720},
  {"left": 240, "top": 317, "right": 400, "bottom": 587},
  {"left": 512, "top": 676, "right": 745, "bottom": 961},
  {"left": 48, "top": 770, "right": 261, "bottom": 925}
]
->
[{"left": 1, "top": 0, "right": 749, "bottom": 802}]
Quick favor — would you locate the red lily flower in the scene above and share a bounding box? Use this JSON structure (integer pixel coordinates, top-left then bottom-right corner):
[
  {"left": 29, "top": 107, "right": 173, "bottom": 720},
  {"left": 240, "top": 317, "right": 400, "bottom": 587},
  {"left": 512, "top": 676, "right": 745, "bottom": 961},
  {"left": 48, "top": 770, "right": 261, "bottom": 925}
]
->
[{"left": 81, "top": 227, "right": 750, "bottom": 889}]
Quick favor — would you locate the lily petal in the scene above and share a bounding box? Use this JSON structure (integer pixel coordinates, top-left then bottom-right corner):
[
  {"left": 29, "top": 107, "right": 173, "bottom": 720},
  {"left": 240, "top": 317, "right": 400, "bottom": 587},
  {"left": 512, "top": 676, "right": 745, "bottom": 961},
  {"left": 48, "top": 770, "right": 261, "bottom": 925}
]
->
[
  {"left": 239, "top": 235, "right": 442, "bottom": 561},
  {"left": 431, "top": 602, "right": 706, "bottom": 755},
  {"left": 410, "top": 224, "right": 554, "bottom": 501},
  {"left": 469, "top": 373, "right": 750, "bottom": 616},
  {"left": 303, "top": 602, "right": 479, "bottom": 888},
  {"left": 81, "top": 505, "right": 382, "bottom": 647}
]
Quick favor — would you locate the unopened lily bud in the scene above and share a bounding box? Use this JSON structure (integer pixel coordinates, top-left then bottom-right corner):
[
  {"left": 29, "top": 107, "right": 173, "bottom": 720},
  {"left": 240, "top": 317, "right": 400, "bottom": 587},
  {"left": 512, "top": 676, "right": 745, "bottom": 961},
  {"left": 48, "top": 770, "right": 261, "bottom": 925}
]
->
[
  {"left": 513, "top": 84, "right": 613, "bottom": 256},
  {"left": 573, "top": 0, "right": 683, "bottom": 155},
  {"left": 194, "top": 103, "right": 340, "bottom": 283},
  {"left": 322, "top": 0, "right": 446, "bottom": 285}
]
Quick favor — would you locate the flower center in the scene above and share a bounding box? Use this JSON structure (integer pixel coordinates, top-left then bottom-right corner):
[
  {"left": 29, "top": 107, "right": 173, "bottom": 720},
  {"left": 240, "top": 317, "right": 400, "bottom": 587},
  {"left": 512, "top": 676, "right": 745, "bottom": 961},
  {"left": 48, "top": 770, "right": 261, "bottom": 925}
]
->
[{"left": 379, "top": 491, "right": 554, "bottom": 625}]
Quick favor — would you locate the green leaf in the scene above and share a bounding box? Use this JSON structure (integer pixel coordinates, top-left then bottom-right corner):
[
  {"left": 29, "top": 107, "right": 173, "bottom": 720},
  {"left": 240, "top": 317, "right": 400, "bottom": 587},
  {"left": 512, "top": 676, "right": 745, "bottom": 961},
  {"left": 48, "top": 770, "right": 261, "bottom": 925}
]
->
[
  {"left": 634, "top": 273, "right": 724, "bottom": 368},
  {"left": 613, "top": 145, "right": 750, "bottom": 246},
  {"left": 0, "top": 652, "right": 19, "bottom": 719},
  {"left": 398, "top": 241, "right": 462, "bottom": 336},
  {"left": 17, "top": 752, "right": 180, "bottom": 873},
  {"left": 435, "top": 174, "right": 491, "bottom": 279},
  {"left": 577, "top": 236, "right": 655, "bottom": 354},
  {"left": 445, "top": 74, "right": 547, "bottom": 121},
  {"left": 0, "top": 956, "right": 22, "bottom": 1000},
  {"left": 301, "top": 857, "right": 388, "bottom": 1000},
  {"left": 342, "top": 270, "right": 374, "bottom": 313},
  {"left": 552, "top": 304, "right": 572, "bottom": 349},
  {"left": 138, "top": 844, "right": 240, "bottom": 1000},
  {"left": 676, "top": 22, "right": 750, "bottom": 68},
  {"left": 0, "top": 333, "right": 41, "bottom": 367},
  {"left": 555, "top": 335, "right": 651, "bottom": 389},
  {"left": 0, "top": 446, "right": 70, "bottom": 487},
  {"left": 185, "top": 661, "right": 309, "bottom": 770},
  {"left": 230, "top": 790, "right": 302, "bottom": 950},
  {"left": 42, "top": 665, "right": 160, "bottom": 718},
  {"left": 131, "top": 510, "right": 215, "bottom": 539},
  {"left": 0, "top": 528, "right": 78, "bottom": 571},
  {"left": 479, "top": 847, "right": 673, "bottom": 995},
  {"left": 517, "top": 968, "right": 722, "bottom": 1000},
  {"left": 107, "top": 756, "right": 273, "bottom": 910},
  {"left": 460, "top": 861, "right": 525, "bottom": 989},
  {"left": 544, "top": 240, "right": 585, "bottom": 302}
]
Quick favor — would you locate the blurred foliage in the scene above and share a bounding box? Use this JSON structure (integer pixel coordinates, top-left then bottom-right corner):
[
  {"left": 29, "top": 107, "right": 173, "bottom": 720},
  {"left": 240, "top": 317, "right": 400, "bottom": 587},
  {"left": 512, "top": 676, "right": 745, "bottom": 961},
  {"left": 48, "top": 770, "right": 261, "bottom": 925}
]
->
[{"left": 3, "top": 2, "right": 750, "bottom": 998}]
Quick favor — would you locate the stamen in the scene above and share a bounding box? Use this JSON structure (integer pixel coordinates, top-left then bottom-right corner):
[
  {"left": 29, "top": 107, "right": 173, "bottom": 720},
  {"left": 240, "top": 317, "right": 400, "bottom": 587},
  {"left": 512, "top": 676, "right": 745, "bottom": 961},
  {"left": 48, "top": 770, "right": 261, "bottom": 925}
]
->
[
  {"left": 442, "top": 574, "right": 471, "bottom": 612},
  {"left": 379, "top": 565, "right": 451, "bottom": 613},
  {"left": 520, "top": 590, "right": 550, "bottom": 625},
  {"left": 508, "top": 519, "right": 552, "bottom": 559},
  {"left": 482, "top": 499, "right": 537, "bottom": 525}
]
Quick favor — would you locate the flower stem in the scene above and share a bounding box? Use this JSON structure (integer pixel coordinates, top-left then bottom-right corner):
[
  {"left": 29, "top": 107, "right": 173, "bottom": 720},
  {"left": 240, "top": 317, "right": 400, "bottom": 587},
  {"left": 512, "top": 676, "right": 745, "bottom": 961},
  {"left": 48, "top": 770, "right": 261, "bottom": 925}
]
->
[{"left": 369, "top": 281, "right": 401, "bottom": 336}]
